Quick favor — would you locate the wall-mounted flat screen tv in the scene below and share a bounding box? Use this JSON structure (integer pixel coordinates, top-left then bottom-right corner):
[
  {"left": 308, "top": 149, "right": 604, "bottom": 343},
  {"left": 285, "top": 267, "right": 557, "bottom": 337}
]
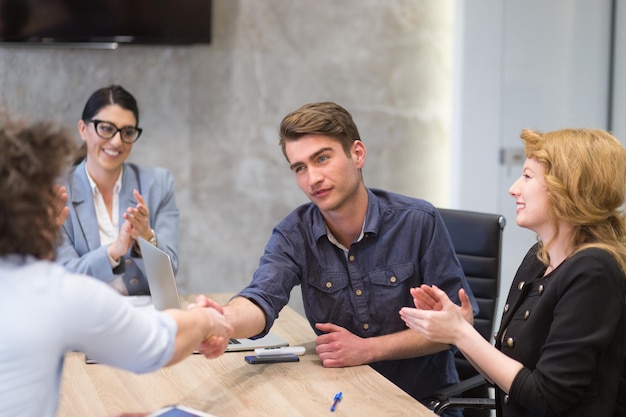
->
[{"left": 0, "top": 0, "right": 211, "bottom": 45}]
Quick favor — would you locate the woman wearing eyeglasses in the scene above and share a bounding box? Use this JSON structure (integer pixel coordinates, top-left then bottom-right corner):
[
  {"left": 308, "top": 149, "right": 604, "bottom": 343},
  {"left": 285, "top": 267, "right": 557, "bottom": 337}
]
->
[{"left": 56, "top": 85, "right": 179, "bottom": 296}]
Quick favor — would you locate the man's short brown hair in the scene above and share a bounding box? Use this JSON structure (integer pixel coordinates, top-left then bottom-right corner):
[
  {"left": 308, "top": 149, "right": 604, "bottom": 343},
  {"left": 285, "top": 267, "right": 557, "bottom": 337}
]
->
[{"left": 279, "top": 102, "right": 361, "bottom": 160}]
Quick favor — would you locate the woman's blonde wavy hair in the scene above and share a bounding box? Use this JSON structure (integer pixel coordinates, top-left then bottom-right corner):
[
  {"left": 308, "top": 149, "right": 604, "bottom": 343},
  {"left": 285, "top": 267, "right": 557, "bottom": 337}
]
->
[{"left": 520, "top": 128, "right": 626, "bottom": 276}]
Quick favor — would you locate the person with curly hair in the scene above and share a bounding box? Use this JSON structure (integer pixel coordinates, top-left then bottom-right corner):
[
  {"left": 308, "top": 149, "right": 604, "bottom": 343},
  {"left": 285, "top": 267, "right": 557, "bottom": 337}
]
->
[{"left": 0, "top": 112, "right": 232, "bottom": 417}]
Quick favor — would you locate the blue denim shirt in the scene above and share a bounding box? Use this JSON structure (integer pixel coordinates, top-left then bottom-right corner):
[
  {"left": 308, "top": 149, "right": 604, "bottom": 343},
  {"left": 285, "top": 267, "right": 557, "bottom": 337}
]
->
[{"left": 237, "top": 188, "right": 477, "bottom": 401}]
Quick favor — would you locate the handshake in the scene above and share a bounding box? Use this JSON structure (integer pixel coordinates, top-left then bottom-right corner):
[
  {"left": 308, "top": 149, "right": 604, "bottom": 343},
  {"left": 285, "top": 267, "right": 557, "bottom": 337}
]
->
[{"left": 184, "top": 295, "right": 234, "bottom": 359}]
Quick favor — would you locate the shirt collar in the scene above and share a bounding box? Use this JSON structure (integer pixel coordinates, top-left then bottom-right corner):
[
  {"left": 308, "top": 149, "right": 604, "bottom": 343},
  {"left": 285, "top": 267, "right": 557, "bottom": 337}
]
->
[
  {"left": 312, "top": 188, "right": 380, "bottom": 246},
  {"left": 84, "top": 165, "right": 123, "bottom": 195},
  {"left": 325, "top": 223, "right": 365, "bottom": 252}
]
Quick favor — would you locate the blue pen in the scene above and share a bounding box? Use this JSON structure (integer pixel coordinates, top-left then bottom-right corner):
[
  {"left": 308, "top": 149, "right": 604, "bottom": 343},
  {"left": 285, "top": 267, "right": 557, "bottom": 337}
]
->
[{"left": 330, "top": 391, "right": 342, "bottom": 412}]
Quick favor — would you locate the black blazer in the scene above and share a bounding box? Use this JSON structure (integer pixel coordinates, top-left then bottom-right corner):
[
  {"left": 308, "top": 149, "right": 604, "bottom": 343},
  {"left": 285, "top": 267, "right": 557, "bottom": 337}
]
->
[{"left": 495, "top": 244, "right": 626, "bottom": 417}]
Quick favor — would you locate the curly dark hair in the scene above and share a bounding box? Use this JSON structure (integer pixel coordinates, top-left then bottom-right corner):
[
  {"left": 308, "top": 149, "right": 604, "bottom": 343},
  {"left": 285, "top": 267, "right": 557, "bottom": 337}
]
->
[{"left": 0, "top": 112, "right": 77, "bottom": 259}]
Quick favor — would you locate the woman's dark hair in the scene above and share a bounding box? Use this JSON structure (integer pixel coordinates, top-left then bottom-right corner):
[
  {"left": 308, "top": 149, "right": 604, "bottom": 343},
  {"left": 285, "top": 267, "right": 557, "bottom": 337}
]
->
[
  {"left": 81, "top": 84, "right": 140, "bottom": 125},
  {"left": 0, "top": 112, "right": 77, "bottom": 259},
  {"left": 74, "top": 85, "right": 139, "bottom": 165}
]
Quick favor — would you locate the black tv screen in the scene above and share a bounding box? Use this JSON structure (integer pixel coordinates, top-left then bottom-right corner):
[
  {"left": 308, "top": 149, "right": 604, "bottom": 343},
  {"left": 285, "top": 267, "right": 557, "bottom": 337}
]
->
[{"left": 0, "top": 0, "right": 211, "bottom": 45}]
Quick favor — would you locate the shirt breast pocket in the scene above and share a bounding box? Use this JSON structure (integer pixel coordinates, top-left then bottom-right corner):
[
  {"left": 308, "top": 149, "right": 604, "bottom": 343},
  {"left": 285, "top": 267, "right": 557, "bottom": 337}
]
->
[
  {"left": 367, "top": 263, "right": 415, "bottom": 304},
  {"left": 308, "top": 272, "right": 350, "bottom": 294}
]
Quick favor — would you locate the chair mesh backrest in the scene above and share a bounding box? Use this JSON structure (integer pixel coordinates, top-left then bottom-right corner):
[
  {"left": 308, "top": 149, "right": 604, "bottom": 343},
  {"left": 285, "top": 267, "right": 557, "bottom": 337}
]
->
[{"left": 438, "top": 208, "right": 505, "bottom": 378}]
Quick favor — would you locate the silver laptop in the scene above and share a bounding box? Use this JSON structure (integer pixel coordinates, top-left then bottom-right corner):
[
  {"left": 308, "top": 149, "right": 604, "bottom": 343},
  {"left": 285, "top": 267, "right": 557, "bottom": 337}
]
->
[{"left": 137, "top": 237, "right": 290, "bottom": 352}]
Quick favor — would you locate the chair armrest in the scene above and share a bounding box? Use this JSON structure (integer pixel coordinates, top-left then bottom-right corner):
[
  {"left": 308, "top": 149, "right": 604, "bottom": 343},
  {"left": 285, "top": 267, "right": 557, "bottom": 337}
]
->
[
  {"left": 428, "top": 374, "right": 487, "bottom": 402},
  {"left": 434, "top": 397, "right": 496, "bottom": 414},
  {"left": 424, "top": 374, "right": 493, "bottom": 413}
]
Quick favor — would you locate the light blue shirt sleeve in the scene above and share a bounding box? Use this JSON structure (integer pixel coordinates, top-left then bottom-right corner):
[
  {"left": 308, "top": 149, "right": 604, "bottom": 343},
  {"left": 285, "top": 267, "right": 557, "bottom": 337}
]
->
[
  {"left": 62, "top": 273, "right": 178, "bottom": 372},
  {"left": 0, "top": 258, "right": 178, "bottom": 417}
]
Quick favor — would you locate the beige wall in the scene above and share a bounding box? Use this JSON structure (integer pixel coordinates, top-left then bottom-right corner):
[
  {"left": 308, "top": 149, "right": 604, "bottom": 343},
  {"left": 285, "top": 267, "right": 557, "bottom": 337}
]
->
[{"left": 0, "top": 0, "right": 453, "bottom": 311}]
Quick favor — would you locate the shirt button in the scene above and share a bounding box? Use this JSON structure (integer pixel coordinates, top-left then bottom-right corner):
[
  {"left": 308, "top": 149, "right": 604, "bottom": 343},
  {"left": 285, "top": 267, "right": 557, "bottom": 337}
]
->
[
  {"left": 125, "top": 259, "right": 132, "bottom": 266},
  {"left": 349, "top": 255, "right": 355, "bottom": 262},
  {"left": 518, "top": 281, "right": 526, "bottom": 290},
  {"left": 389, "top": 276, "right": 397, "bottom": 283},
  {"left": 355, "top": 289, "right": 363, "bottom": 296},
  {"left": 130, "top": 277, "right": 139, "bottom": 286},
  {"left": 325, "top": 281, "right": 332, "bottom": 289},
  {"left": 363, "top": 323, "right": 369, "bottom": 330},
  {"left": 506, "top": 337, "right": 515, "bottom": 348},
  {"left": 524, "top": 310, "right": 531, "bottom": 319},
  {"left": 538, "top": 284, "right": 545, "bottom": 295},
  {"left": 503, "top": 304, "right": 510, "bottom": 313},
  {"left": 504, "top": 394, "right": 510, "bottom": 404}
]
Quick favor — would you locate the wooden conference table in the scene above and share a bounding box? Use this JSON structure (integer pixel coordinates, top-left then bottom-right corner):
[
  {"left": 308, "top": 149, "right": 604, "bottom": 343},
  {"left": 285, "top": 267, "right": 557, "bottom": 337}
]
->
[{"left": 57, "top": 294, "right": 437, "bottom": 417}]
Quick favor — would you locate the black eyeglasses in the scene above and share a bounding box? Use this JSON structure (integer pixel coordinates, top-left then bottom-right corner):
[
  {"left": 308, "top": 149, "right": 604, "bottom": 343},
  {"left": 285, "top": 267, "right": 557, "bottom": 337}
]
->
[{"left": 88, "top": 119, "right": 143, "bottom": 144}]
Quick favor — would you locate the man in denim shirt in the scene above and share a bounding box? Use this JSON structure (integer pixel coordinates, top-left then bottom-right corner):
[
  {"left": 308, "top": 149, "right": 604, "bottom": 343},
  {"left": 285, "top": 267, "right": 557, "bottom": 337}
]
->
[{"left": 216, "top": 102, "right": 476, "bottom": 414}]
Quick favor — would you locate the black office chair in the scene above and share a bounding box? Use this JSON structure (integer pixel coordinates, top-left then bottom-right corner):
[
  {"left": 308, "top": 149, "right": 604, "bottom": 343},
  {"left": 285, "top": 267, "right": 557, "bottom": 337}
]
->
[{"left": 425, "top": 208, "right": 506, "bottom": 416}]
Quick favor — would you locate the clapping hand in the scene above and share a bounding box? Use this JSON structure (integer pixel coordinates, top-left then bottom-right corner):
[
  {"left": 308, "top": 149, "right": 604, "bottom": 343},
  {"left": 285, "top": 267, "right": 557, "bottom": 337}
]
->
[
  {"left": 53, "top": 184, "right": 69, "bottom": 227},
  {"left": 399, "top": 285, "right": 473, "bottom": 345},
  {"left": 123, "top": 189, "right": 154, "bottom": 243},
  {"left": 409, "top": 285, "right": 474, "bottom": 325}
]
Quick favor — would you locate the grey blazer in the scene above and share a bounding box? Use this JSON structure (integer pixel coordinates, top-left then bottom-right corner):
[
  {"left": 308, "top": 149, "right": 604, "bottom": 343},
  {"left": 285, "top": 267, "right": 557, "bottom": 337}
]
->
[{"left": 56, "top": 160, "right": 179, "bottom": 295}]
